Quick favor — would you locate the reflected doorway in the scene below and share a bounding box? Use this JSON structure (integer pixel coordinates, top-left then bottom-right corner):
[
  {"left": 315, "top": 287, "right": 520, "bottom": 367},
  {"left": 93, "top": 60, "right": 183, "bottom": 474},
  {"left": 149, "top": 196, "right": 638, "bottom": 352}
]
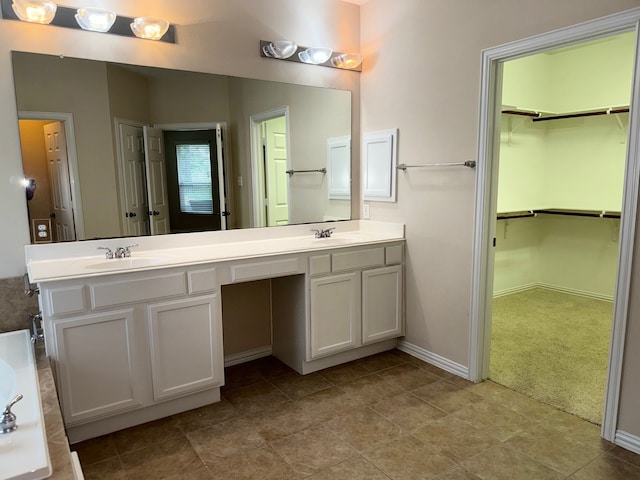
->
[
  {"left": 250, "top": 107, "right": 290, "bottom": 228},
  {"left": 17, "top": 112, "right": 83, "bottom": 243}
]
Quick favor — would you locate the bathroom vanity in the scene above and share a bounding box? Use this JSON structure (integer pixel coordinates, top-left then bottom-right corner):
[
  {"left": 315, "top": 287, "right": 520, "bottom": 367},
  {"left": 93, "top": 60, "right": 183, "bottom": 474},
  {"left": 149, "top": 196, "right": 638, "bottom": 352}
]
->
[{"left": 25, "top": 220, "right": 405, "bottom": 443}]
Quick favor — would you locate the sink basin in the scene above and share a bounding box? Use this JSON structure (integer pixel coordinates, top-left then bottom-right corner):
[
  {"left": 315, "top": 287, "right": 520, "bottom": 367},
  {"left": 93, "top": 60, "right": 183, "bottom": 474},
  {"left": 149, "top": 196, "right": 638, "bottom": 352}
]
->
[
  {"left": 85, "top": 256, "right": 169, "bottom": 270},
  {"left": 311, "top": 235, "right": 362, "bottom": 245},
  {"left": 0, "top": 330, "right": 51, "bottom": 479}
]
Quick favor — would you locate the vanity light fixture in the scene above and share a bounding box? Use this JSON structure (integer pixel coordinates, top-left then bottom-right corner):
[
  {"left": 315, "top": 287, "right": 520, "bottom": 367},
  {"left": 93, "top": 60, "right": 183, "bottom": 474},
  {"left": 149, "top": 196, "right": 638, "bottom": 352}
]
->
[
  {"left": 0, "top": 0, "right": 176, "bottom": 43},
  {"left": 331, "top": 53, "right": 363, "bottom": 70},
  {"left": 299, "top": 47, "right": 333, "bottom": 65},
  {"left": 260, "top": 40, "right": 362, "bottom": 72},
  {"left": 75, "top": 7, "right": 116, "bottom": 32},
  {"left": 11, "top": 0, "right": 56, "bottom": 24},
  {"left": 262, "top": 40, "right": 298, "bottom": 59},
  {"left": 130, "top": 17, "right": 170, "bottom": 41}
]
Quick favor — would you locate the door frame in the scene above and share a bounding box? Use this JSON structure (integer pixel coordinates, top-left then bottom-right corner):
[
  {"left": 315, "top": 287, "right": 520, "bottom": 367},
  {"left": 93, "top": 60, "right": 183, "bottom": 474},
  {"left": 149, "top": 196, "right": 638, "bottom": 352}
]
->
[
  {"left": 469, "top": 8, "right": 640, "bottom": 443},
  {"left": 18, "top": 111, "right": 85, "bottom": 240},
  {"left": 155, "top": 122, "right": 229, "bottom": 230},
  {"left": 249, "top": 106, "right": 291, "bottom": 228}
]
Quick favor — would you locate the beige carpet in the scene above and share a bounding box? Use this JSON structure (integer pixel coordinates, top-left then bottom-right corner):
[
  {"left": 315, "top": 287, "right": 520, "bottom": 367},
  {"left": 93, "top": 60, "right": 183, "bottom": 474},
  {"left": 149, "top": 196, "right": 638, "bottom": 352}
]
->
[{"left": 489, "top": 288, "right": 612, "bottom": 424}]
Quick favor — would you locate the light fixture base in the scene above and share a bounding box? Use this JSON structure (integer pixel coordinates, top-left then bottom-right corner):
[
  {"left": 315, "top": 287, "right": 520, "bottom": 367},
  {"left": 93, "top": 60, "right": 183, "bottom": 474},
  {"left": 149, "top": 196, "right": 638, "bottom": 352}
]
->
[
  {"left": 0, "top": 0, "right": 176, "bottom": 43},
  {"left": 260, "top": 40, "right": 361, "bottom": 72}
]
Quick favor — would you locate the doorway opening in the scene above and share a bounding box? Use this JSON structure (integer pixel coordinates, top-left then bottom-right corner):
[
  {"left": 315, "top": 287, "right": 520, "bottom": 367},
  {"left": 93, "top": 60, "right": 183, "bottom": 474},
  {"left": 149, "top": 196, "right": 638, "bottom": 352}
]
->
[
  {"left": 250, "top": 107, "right": 290, "bottom": 228},
  {"left": 489, "top": 32, "right": 635, "bottom": 424},
  {"left": 17, "top": 112, "right": 84, "bottom": 243},
  {"left": 114, "top": 119, "right": 229, "bottom": 236},
  {"left": 470, "top": 10, "right": 640, "bottom": 443},
  {"left": 164, "top": 129, "right": 222, "bottom": 233}
]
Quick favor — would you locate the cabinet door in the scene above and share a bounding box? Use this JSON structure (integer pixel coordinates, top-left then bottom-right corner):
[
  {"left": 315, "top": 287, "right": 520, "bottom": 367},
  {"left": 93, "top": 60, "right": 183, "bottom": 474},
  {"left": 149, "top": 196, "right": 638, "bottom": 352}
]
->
[
  {"left": 147, "top": 295, "right": 223, "bottom": 401},
  {"left": 53, "top": 309, "right": 143, "bottom": 425},
  {"left": 362, "top": 265, "right": 404, "bottom": 344},
  {"left": 310, "top": 272, "right": 361, "bottom": 359}
]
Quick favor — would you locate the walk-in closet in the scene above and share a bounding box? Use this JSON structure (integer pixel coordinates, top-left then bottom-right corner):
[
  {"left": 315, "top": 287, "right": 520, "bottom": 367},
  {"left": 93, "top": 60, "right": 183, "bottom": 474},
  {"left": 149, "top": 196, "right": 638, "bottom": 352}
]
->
[{"left": 490, "top": 31, "right": 635, "bottom": 424}]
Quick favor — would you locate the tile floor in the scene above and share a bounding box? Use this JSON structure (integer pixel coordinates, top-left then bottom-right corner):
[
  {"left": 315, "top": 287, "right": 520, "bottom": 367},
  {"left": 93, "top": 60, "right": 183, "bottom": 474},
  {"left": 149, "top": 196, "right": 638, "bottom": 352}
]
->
[{"left": 74, "top": 350, "right": 640, "bottom": 479}]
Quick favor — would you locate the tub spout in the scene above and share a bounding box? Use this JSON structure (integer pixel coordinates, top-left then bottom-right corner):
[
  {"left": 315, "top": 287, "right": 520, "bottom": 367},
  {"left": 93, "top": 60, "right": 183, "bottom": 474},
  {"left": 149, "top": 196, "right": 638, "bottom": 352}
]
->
[{"left": 0, "top": 393, "right": 23, "bottom": 434}]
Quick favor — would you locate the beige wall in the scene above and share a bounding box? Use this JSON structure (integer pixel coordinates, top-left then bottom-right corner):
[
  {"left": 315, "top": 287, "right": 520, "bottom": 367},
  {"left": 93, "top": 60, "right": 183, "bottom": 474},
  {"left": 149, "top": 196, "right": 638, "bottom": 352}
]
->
[
  {"left": 221, "top": 280, "right": 272, "bottom": 355},
  {"left": 360, "top": 0, "right": 640, "bottom": 437}
]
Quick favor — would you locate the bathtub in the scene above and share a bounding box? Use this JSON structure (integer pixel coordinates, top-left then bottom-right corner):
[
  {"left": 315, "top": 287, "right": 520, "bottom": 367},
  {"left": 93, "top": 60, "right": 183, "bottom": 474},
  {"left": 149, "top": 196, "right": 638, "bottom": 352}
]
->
[{"left": 0, "top": 329, "right": 51, "bottom": 479}]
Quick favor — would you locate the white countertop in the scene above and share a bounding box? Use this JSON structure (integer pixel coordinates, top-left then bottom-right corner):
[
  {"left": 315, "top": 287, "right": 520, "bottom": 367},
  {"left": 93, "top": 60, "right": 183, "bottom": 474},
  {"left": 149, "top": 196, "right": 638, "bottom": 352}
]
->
[{"left": 26, "top": 220, "right": 405, "bottom": 283}]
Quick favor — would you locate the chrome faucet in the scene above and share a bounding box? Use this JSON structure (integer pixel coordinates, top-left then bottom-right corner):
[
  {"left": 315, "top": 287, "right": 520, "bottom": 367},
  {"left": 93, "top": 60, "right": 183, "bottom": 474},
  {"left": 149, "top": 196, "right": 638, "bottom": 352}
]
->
[
  {"left": 97, "top": 246, "right": 113, "bottom": 259},
  {"left": 0, "top": 394, "right": 23, "bottom": 434},
  {"left": 311, "top": 227, "right": 336, "bottom": 239},
  {"left": 115, "top": 244, "right": 138, "bottom": 259}
]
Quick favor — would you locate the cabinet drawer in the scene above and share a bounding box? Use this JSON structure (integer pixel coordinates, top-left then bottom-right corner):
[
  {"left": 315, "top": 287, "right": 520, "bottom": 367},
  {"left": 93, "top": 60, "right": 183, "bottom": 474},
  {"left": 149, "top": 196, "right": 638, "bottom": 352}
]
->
[
  {"left": 309, "top": 254, "right": 331, "bottom": 276},
  {"left": 90, "top": 273, "right": 187, "bottom": 309},
  {"left": 386, "top": 245, "right": 403, "bottom": 265},
  {"left": 188, "top": 268, "right": 217, "bottom": 294},
  {"left": 332, "top": 247, "right": 384, "bottom": 272},
  {"left": 47, "top": 285, "right": 87, "bottom": 316},
  {"left": 230, "top": 257, "right": 301, "bottom": 282}
]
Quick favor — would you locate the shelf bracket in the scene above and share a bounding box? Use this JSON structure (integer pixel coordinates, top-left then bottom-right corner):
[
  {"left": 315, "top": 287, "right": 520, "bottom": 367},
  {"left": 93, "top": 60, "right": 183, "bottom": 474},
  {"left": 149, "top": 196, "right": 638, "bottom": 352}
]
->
[{"left": 613, "top": 112, "right": 627, "bottom": 144}]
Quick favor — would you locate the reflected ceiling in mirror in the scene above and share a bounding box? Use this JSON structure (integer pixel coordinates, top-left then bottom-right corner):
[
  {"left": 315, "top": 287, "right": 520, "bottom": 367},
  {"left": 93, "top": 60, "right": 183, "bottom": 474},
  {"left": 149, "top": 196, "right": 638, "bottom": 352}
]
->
[{"left": 12, "top": 51, "right": 352, "bottom": 243}]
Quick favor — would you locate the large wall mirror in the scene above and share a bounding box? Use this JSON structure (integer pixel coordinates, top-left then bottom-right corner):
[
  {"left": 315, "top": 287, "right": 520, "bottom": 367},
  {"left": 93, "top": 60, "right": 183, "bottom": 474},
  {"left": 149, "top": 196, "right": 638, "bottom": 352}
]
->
[{"left": 12, "top": 52, "right": 352, "bottom": 243}]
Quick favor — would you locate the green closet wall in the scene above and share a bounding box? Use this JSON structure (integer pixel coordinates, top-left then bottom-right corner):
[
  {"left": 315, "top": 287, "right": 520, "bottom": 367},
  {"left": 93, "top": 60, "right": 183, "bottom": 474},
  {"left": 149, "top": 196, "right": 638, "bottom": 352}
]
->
[{"left": 494, "top": 32, "right": 635, "bottom": 299}]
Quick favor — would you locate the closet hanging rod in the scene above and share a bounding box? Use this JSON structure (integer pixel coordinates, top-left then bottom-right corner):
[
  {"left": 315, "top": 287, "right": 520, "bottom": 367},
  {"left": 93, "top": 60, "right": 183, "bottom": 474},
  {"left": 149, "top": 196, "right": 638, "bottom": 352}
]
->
[
  {"left": 532, "top": 107, "right": 629, "bottom": 123},
  {"left": 535, "top": 208, "right": 621, "bottom": 219},
  {"left": 285, "top": 168, "right": 327, "bottom": 176},
  {"left": 397, "top": 160, "right": 476, "bottom": 170},
  {"left": 497, "top": 208, "right": 621, "bottom": 219}
]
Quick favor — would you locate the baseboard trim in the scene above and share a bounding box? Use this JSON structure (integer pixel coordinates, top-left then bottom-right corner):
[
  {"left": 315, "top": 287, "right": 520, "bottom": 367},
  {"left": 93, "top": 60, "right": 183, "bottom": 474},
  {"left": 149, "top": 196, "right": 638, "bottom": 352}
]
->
[
  {"left": 537, "top": 284, "right": 614, "bottom": 302},
  {"left": 615, "top": 430, "right": 640, "bottom": 455},
  {"left": 397, "top": 340, "right": 469, "bottom": 379},
  {"left": 224, "top": 345, "right": 272, "bottom": 367},
  {"left": 493, "top": 283, "right": 538, "bottom": 298},
  {"left": 493, "top": 282, "right": 613, "bottom": 302}
]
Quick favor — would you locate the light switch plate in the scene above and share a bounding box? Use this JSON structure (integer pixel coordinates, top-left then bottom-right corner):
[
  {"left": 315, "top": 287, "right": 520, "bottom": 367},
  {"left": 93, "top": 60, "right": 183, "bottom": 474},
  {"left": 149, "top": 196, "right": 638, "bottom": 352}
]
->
[{"left": 362, "top": 204, "right": 370, "bottom": 219}]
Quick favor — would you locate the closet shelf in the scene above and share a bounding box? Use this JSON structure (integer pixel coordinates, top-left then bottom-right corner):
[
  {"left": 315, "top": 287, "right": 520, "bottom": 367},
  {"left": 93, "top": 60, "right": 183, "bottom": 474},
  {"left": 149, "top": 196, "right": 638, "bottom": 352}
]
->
[
  {"left": 497, "top": 208, "right": 621, "bottom": 220},
  {"left": 496, "top": 210, "right": 536, "bottom": 219},
  {"left": 501, "top": 106, "right": 629, "bottom": 122}
]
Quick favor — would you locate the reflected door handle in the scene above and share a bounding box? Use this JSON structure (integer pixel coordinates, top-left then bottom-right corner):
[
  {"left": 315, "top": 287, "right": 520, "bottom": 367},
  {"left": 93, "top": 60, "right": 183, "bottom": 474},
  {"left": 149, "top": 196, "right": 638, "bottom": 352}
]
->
[
  {"left": 126, "top": 212, "right": 137, "bottom": 218},
  {"left": 148, "top": 211, "right": 160, "bottom": 216},
  {"left": 222, "top": 211, "right": 231, "bottom": 217},
  {"left": 49, "top": 213, "right": 56, "bottom": 219}
]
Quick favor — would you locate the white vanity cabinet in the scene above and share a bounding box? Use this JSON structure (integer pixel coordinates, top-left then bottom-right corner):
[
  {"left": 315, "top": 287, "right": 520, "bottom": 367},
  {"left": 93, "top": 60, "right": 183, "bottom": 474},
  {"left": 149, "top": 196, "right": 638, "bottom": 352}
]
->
[
  {"left": 40, "top": 266, "right": 223, "bottom": 441},
  {"left": 306, "top": 243, "right": 405, "bottom": 363},
  {"left": 362, "top": 264, "right": 403, "bottom": 344},
  {"left": 310, "top": 272, "right": 361, "bottom": 358},
  {"left": 52, "top": 308, "right": 144, "bottom": 424}
]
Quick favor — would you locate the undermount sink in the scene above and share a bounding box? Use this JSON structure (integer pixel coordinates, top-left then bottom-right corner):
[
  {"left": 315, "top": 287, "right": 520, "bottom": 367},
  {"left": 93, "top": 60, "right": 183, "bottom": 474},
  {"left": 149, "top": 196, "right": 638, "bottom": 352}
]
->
[
  {"left": 311, "top": 235, "right": 362, "bottom": 245},
  {"left": 85, "top": 256, "right": 170, "bottom": 270}
]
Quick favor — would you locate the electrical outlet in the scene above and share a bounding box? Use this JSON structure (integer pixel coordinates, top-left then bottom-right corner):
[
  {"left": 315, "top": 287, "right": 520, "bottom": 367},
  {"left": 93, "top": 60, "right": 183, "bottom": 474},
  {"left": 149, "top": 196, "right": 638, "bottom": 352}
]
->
[
  {"left": 32, "top": 219, "right": 52, "bottom": 243},
  {"left": 362, "top": 204, "right": 370, "bottom": 219}
]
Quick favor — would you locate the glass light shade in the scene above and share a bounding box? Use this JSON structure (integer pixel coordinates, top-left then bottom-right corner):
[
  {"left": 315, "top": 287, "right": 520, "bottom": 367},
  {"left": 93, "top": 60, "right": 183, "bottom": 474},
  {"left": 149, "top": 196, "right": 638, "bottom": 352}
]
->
[
  {"left": 75, "top": 8, "right": 116, "bottom": 32},
  {"left": 331, "top": 53, "right": 363, "bottom": 70},
  {"left": 130, "top": 17, "right": 170, "bottom": 40},
  {"left": 263, "top": 40, "right": 298, "bottom": 59},
  {"left": 12, "top": 0, "right": 57, "bottom": 24},
  {"left": 298, "top": 47, "right": 332, "bottom": 65}
]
